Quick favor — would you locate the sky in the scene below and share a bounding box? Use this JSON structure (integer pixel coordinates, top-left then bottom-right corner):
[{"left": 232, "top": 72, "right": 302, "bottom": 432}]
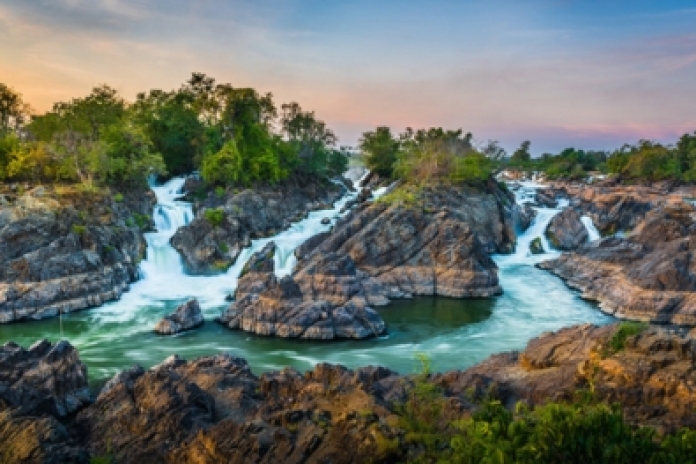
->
[{"left": 1, "top": 0, "right": 695, "bottom": 154}]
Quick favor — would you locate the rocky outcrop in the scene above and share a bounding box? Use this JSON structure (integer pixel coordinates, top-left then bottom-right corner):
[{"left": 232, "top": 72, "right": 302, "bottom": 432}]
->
[
  {"left": 0, "top": 340, "right": 90, "bottom": 417},
  {"left": 546, "top": 181, "right": 696, "bottom": 235},
  {"left": 154, "top": 299, "right": 204, "bottom": 335},
  {"left": 292, "top": 183, "right": 518, "bottom": 300},
  {"left": 6, "top": 321, "right": 696, "bottom": 462},
  {"left": 0, "top": 186, "right": 155, "bottom": 322},
  {"left": 545, "top": 208, "right": 589, "bottom": 250},
  {"left": 4, "top": 322, "right": 696, "bottom": 462},
  {"left": 539, "top": 203, "right": 696, "bottom": 324},
  {"left": 529, "top": 237, "right": 545, "bottom": 254},
  {"left": 171, "top": 174, "right": 344, "bottom": 274},
  {"left": 438, "top": 323, "right": 696, "bottom": 433},
  {"left": 218, "top": 243, "right": 387, "bottom": 339}
]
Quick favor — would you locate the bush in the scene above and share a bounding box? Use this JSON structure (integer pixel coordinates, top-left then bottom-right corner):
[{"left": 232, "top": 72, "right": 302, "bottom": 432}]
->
[
  {"left": 604, "top": 321, "right": 648, "bottom": 356},
  {"left": 204, "top": 208, "right": 225, "bottom": 227},
  {"left": 113, "top": 193, "right": 124, "bottom": 202},
  {"left": 71, "top": 224, "right": 87, "bottom": 235}
]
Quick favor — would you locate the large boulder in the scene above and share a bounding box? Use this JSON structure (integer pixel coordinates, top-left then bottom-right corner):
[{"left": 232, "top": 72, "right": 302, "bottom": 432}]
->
[
  {"left": 154, "top": 299, "right": 204, "bottom": 335},
  {"left": 299, "top": 199, "right": 503, "bottom": 299},
  {"left": 0, "top": 186, "right": 154, "bottom": 322},
  {"left": 218, "top": 242, "right": 387, "bottom": 340},
  {"left": 0, "top": 340, "right": 90, "bottom": 417},
  {"left": 545, "top": 208, "right": 589, "bottom": 251}
]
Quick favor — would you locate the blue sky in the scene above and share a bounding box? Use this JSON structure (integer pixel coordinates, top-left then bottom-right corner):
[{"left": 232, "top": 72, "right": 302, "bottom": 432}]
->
[{"left": 1, "top": 0, "right": 695, "bottom": 154}]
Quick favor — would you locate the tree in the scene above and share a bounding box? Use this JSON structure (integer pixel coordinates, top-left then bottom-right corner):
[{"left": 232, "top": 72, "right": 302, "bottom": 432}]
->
[
  {"left": 280, "top": 102, "right": 342, "bottom": 175},
  {"left": 132, "top": 89, "right": 205, "bottom": 176},
  {"left": 510, "top": 140, "right": 531, "bottom": 167},
  {"left": 359, "top": 126, "right": 399, "bottom": 177},
  {"left": 0, "top": 83, "right": 30, "bottom": 134}
]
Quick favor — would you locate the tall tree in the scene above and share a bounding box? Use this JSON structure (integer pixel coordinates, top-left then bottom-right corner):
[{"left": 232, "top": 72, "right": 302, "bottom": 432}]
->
[
  {"left": 359, "top": 126, "right": 400, "bottom": 177},
  {"left": 0, "top": 83, "right": 30, "bottom": 134}
]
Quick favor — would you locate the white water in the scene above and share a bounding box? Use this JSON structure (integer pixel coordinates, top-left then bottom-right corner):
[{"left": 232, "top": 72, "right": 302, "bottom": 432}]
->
[
  {"left": 0, "top": 175, "right": 613, "bottom": 381},
  {"left": 581, "top": 216, "right": 601, "bottom": 242}
]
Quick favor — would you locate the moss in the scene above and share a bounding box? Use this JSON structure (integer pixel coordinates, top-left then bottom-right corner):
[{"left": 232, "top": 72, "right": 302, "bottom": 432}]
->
[{"left": 71, "top": 224, "right": 87, "bottom": 235}]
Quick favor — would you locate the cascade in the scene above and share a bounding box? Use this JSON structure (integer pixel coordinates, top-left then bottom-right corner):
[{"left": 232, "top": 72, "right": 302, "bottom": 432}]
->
[{"left": 581, "top": 216, "right": 601, "bottom": 241}]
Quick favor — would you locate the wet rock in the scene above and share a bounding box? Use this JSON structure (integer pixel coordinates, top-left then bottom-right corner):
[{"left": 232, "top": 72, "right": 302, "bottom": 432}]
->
[
  {"left": 171, "top": 174, "right": 344, "bottom": 274},
  {"left": 545, "top": 208, "right": 588, "bottom": 250},
  {"left": 529, "top": 237, "right": 545, "bottom": 254},
  {"left": 321, "top": 217, "right": 331, "bottom": 225},
  {"left": 0, "top": 340, "right": 90, "bottom": 418},
  {"left": 154, "top": 299, "right": 204, "bottom": 335},
  {"left": 539, "top": 203, "right": 696, "bottom": 324},
  {"left": 534, "top": 190, "right": 558, "bottom": 208}
]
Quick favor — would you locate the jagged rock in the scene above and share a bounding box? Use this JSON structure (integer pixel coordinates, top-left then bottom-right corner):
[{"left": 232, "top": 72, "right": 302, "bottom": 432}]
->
[
  {"left": 539, "top": 203, "right": 696, "bottom": 324},
  {"left": 218, "top": 243, "right": 387, "bottom": 339},
  {"left": 154, "top": 299, "right": 204, "bottom": 335},
  {"left": 171, "top": 174, "right": 344, "bottom": 274},
  {"left": 0, "top": 187, "right": 154, "bottom": 322},
  {"left": 321, "top": 217, "right": 331, "bottom": 225},
  {"left": 534, "top": 190, "right": 558, "bottom": 208},
  {"left": 0, "top": 340, "right": 90, "bottom": 417},
  {"left": 299, "top": 193, "right": 505, "bottom": 298},
  {"left": 529, "top": 237, "right": 545, "bottom": 254},
  {"left": 294, "top": 231, "right": 331, "bottom": 261},
  {"left": 0, "top": 410, "right": 89, "bottom": 463},
  {"left": 514, "top": 203, "right": 537, "bottom": 231},
  {"left": 545, "top": 208, "right": 589, "bottom": 250}
]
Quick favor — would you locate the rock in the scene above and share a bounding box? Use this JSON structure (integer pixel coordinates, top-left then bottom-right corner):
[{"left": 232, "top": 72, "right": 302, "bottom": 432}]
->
[
  {"left": 218, "top": 243, "right": 387, "bottom": 339},
  {"left": 0, "top": 410, "right": 89, "bottom": 463},
  {"left": 154, "top": 299, "right": 204, "bottom": 335},
  {"left": 294, "top": 231, "right": 331, "bottom": 261},
  {"left": 538, "top": 203, "right": 696, "bottom": 324},
  {"left": 529, "top": 237, "right": 545, "bottom": 254},
  {"left": 299, "top": 192, "right": 505, "bottom": 298},
  {"left": 534, "top": 190, "right": 558, "bottom": 208},
  {"left": 171, "top": 174, "right": 344, "bottom": 274},
  {"left": 545, "top": 208, "right": 589, "bottom": 250},
  {"left": 0, "top": 187, "right": 155, "bottom": 322},
  {"left": 321, "top": 217, "right": 331, "bottom": 225},
  {"left": 0, "top": 340, "right": 90, "bottom": 417},
  {"left": 514, "top": 203, "right": 536, "bottom": 231}
]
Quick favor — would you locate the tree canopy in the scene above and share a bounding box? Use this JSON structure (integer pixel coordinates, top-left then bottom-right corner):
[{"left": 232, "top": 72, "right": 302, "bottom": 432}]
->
[{"left": 0, "top": 74, "right": 349, "bottom": 188}]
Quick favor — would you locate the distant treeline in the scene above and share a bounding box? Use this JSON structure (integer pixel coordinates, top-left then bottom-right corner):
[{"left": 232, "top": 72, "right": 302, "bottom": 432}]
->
[
  {"left": 0, "top": 75, "right": 348, "bottom": 189},
  {"left": 359, "top": 127, "right": 696, "bottom": 184}
]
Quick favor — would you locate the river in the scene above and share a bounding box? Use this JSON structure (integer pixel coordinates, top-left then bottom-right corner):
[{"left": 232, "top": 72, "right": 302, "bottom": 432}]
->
[{"left": 0, "top": 178, "right": 613, "bottom": 382}]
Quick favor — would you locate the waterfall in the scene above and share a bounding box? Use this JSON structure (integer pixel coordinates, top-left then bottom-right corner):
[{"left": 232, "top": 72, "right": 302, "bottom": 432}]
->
[{"left": 581, "top": 216, "right": 601, "bottom": 242}]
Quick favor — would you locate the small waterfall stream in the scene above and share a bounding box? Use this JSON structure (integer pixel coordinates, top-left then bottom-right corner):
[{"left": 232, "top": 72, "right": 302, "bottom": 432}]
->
[{"left": 0, "top": 176, "right": 613, "bottom": 381}]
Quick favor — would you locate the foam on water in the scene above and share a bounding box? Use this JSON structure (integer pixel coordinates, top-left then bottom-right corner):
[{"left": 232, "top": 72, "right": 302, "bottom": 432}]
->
[{"left": 0, "top": 174, "right": 614, "bottom": 380}]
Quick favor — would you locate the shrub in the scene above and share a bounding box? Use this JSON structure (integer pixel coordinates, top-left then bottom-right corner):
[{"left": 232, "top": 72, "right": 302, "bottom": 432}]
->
[
  {"left": 604, "top": 321, "right": 648, "bottom": 356},
  {"left": 71, "top": 224, "right": 87, "bottom": 235},
  {"left": 204, "top": 208, "right": 225, "bottom": 227},
  {"left": 113, "top": 193, "right": 124, "bottom": 202}
]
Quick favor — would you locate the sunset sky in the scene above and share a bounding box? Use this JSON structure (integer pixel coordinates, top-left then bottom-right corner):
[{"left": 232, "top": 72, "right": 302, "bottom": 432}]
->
[{"left": 1, "top": 0, "right": 695, "bottom": 154}]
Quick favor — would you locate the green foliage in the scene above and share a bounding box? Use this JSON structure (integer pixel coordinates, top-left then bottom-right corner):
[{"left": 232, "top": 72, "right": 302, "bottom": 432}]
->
[
  {"left": 2, "top": 75, "right": 346, "bottom": 188},
  {"left": 397, "top": 354, "right": 447, "bottom": 456},
  {"left": 375, "top": 186, "right": 420, "bottom": 207},
  {"left": 215, "top": 186, "right": 226, "bottom": 198},
  {"left": 89, "top": 455, "right": 113, "bottom": 464},
  {"left": 218, "top": 242, "right": 229, "bottom": 253},
  {"left": 604, "top": 322, "right": 648, "bottom": 357},
  {"left": 204, "top": 208, "right": 225, "bottom": 227},
  {"left": 113, "top": 193, "right": 124, "bottom": 202},
  {"left": 395, "top": 127, "right": 489, "bottom": 185},
  {"left": 359, "top": 126, "right": 400, "bottom": 177},
  {"left": 71, "top": 224, "right": 87, "bottom": 235},
  {"left": 444, "top": 401, "right": 669, "bottom": 463}
]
